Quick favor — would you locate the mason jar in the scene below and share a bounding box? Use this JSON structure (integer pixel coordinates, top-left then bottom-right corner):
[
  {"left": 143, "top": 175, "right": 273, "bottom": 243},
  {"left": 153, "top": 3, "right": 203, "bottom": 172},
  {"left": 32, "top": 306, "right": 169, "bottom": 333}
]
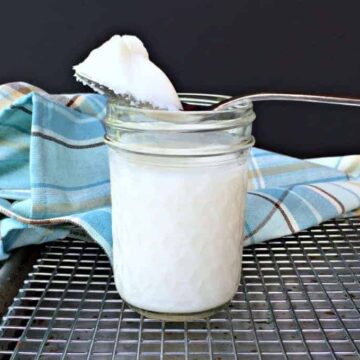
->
[{"left": 104, "top": 94, "right": 255, "bottom": 321}]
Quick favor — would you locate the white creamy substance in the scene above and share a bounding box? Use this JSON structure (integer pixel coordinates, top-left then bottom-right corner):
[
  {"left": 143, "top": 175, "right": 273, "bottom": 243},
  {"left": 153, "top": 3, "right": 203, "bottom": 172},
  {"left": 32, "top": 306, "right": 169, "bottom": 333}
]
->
[
  {"left": 74, "top": 35, "right": 182, "bottom": 111},
  {"left": 110, "top": 149, "right": 248, "bottom": 313}
]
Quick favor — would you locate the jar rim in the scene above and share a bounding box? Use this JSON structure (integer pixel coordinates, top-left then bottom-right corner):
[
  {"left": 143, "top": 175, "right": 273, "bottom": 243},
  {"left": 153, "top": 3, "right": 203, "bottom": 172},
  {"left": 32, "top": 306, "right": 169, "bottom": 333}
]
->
[
  {"left": 107, "top": 93, "right": 253, "bottom": 116},
  {"left": 105, "top": 93, "right": 255, "bottom": 134}
]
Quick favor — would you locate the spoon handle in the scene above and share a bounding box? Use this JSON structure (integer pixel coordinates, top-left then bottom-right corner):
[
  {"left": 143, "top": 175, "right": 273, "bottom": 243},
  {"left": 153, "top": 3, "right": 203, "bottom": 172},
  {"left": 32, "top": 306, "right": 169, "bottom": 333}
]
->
[{"left": 215, "top": 93, "right": 360, "bottom": 110}]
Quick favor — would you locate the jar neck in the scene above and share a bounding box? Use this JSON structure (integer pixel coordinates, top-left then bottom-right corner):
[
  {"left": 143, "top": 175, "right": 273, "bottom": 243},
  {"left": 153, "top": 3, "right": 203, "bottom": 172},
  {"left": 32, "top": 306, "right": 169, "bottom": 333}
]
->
[{"left": 108, "top": 147, "right": 250, "bottom": 168}]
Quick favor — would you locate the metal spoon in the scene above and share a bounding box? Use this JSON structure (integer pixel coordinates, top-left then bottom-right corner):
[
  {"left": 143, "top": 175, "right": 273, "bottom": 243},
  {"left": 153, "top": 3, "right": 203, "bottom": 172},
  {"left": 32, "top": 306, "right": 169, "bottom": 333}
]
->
[
  {"left": 75, "top": 70, "right": 360, "bottom": 112},
  {"left": 212, "top": 93, "right": 360, "bottom": 110}
]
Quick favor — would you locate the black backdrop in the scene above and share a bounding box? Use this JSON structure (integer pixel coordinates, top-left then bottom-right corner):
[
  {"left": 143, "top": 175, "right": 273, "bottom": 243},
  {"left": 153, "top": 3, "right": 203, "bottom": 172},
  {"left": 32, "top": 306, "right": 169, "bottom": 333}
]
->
[{"left": 1, "top": 0, "right": 360, "bottom": 158}]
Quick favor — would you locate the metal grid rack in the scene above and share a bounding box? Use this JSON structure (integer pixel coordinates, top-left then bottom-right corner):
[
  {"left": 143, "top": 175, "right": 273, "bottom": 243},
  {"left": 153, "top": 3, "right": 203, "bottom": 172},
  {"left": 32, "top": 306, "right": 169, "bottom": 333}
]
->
[{"left": 1, "top": 217, "right": 360, "bottom": 359}]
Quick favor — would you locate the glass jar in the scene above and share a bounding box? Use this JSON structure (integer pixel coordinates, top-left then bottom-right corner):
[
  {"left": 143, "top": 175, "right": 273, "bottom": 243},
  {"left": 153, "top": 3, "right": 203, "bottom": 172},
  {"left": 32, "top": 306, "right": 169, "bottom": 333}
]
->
[{"left": 104, "top": 94, "right": 255, "bottom": 321}]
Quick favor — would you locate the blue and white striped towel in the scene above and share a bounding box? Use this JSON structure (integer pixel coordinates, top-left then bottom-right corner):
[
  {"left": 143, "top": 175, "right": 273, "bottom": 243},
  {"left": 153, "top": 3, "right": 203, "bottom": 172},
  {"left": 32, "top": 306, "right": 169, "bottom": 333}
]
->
[{"left": 0, "top": 82, "right": 360, "bottom": 261}]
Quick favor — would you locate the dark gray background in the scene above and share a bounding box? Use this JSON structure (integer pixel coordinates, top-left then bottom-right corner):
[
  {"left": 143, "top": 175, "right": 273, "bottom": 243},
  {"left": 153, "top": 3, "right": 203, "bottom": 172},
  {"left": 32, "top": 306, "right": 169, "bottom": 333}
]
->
[{"left": 1, "top": 0, "right": 359, "bottom": 158}]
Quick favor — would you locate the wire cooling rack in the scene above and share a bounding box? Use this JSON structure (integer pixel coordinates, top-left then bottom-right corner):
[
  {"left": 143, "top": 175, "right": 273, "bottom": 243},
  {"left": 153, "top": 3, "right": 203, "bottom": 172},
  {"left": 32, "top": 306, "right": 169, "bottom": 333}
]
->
[{"left": 1, "top": 217, "right": 360, "bottom": 359}]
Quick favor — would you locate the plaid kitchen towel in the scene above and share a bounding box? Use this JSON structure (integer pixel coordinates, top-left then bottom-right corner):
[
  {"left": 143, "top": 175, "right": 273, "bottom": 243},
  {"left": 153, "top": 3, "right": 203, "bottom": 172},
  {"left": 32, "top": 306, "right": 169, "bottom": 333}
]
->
[{"left": 0, "top": 82, "right": 360, "bottom": 261}]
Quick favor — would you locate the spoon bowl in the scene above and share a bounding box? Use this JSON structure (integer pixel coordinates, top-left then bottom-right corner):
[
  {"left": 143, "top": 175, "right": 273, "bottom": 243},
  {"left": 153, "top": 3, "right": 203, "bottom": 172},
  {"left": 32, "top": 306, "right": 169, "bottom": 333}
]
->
[{"left": 74, "top": 71, "right": 164, "bottom": 110}]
